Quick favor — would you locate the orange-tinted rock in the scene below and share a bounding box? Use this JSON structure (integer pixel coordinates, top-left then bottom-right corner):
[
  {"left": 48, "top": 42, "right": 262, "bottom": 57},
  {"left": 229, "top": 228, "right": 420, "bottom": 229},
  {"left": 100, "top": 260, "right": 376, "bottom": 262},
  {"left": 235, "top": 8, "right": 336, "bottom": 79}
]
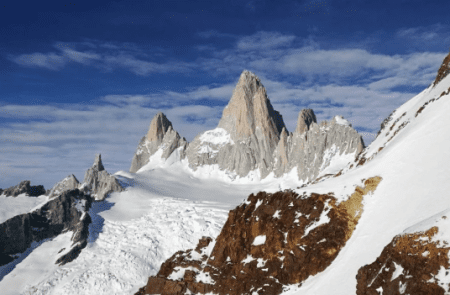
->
[
  {"left": 356, "top": 227, "right": 450, "bottom": 295},
  {"left": 137, "top": 177, "right": 382, "bottom": 295}
]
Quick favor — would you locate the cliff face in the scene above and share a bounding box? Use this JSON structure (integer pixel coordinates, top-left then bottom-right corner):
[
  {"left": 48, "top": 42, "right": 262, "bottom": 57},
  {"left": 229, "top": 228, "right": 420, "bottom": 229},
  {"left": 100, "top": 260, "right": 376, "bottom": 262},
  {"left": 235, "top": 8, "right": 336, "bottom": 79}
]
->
[
  {"left": 0, "top": 189, "right": 92, "bottom": 267},
  {"left": 185, "top": 70, "right": 286, "bottom": 179},
  {"left": 81, "top": 154, "right": 124, "bottom": 201},
  {"left": 135, "top": 177, "right": 382, "bottom": 295},
  {"left": 273, "top": 113, "right": 364, "bottom": 181}
]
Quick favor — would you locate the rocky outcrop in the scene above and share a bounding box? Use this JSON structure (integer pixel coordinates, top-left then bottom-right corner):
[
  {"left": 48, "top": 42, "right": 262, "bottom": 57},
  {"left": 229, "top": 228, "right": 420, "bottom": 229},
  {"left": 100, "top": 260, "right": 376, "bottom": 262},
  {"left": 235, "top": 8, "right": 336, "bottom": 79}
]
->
[
  {"left": 47, "top": 174, "right": 80, "bottom": 199},
  {"left": 433, "top": 51, "right": 450, "bottom": 87},
  {"left": 136, "top": 177, "right": 382, "bottom": 295},
  {"left": 130, "top": 112, "right": 188, "bottom": 173},
  {"left": 185, "top": 70, "right": 286, "bottom": 179},
  {"left": 0, "top": 189, "right": 92, "bottom": 267},
  {"left": 81, "top": 154, "right": 124, "bottom": 201},
  {"left": 1, "top": 180, "right": 46, "bottom": 197},
  {"left": 357, "top": 217, "right": 450, "bottom": 295}
]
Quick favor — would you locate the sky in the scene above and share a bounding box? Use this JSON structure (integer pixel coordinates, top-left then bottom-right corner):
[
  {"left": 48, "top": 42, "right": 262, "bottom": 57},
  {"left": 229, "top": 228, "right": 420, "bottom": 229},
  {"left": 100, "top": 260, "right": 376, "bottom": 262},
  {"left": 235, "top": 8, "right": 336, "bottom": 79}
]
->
[{"left": 0, "top": 0, "right": 449, "bottom": 189}]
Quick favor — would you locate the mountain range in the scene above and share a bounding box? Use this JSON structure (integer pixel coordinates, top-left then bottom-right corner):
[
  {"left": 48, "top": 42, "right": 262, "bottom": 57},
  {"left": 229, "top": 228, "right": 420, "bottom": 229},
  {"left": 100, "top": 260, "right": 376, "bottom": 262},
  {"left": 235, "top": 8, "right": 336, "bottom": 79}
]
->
[{"left": 0, "top": 50, "right": 449, "bottom": 295}]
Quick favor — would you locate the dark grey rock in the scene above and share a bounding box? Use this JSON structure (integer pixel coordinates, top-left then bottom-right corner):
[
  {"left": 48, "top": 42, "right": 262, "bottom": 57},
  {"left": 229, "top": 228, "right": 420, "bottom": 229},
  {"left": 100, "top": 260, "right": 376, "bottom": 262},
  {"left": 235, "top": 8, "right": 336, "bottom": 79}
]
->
[
  {"left": 2, "top": 180, "right": 46, "bottom": 197},
  {"left": 0, "top": 189, "right": 93, "bottom": 267},
  {"left": 47, "top": 174, "right": 80, "bottom": 199}
]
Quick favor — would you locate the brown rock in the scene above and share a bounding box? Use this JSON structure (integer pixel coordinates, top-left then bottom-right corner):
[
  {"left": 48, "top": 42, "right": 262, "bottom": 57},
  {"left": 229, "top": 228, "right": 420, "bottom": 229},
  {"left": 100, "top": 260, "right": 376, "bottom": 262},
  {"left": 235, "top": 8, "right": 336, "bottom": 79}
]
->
[
  {"left": 433, "top": 51, "right": 450, "bottom": 87},
  {"left": 137, "top": 177, "right": 382, "bottom": 295},
  {"left": 357, "top": 226, "right": 450, "bottom": 295}
]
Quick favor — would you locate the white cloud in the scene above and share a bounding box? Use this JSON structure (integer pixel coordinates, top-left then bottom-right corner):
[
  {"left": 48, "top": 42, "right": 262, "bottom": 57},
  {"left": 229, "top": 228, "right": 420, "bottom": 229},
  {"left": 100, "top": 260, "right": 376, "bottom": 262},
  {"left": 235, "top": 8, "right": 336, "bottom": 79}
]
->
[
  {"left": 236, "top": 31, "right": 296, "bottom": 51},
  {"left": 10, "top": 52, "right": 67, "bottom": 70}
]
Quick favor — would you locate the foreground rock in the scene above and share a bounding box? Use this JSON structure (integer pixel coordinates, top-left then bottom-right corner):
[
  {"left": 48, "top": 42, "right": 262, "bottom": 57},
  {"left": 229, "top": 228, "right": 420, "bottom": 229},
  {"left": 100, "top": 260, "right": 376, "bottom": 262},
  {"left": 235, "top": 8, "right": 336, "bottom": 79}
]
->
[
  {"left": 1, "top": 180, "right": 46, "bottom": 197},
  {"left": 136, "top": 177, "right": 382, "bottom": 295},
  {"left": 0, "top": 189, "right": 92, "bottom": 267},
  {"left": 80, "top": 154, "right": 124, "bottom": 201},
  {"left": 357, "top": 212, "right": 450, "bottom": 295}
]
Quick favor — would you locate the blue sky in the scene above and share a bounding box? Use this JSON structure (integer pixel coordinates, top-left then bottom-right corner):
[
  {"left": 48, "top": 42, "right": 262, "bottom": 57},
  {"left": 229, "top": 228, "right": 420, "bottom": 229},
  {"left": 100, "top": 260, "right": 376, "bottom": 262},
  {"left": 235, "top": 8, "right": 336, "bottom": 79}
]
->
[{"left": 1, "top": 0, "right": 449, "bottom": 189}]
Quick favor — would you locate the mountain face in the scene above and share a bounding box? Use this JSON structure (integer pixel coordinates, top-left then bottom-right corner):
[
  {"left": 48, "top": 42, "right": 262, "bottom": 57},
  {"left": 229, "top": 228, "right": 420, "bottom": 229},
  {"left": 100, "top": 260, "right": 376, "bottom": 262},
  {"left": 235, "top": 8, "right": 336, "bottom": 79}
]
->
[
  {"left": 81, "top": 154, "right": 124, "bottom": 201},
  {"left": 130, "top": 112, "right": 188, "bottom": 173},
  {"left": 186, "top": 70, "right": 287, "bottom": 179},
  {"left": 130, "top": 71, "right": 364, "bottom": 183}
]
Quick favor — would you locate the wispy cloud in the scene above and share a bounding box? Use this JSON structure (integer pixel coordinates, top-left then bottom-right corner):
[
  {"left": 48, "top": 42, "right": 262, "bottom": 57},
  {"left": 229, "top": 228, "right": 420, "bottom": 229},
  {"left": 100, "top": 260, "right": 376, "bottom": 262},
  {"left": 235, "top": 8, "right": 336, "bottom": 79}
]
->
[
  {"left": 2, "top": 30, "right": 448, "bottom": 188},
  {"left": 236, "top": 31, "right": 296, "bottom": 50}
]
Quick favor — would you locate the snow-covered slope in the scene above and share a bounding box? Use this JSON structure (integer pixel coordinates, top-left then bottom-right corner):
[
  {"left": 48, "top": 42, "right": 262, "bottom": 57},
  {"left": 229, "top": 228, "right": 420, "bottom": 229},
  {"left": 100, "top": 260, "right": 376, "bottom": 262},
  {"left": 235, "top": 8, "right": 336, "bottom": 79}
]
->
[
  {"left": 1, "top": 56, "right": 450, "bottom": 295},
  {"left": 0, "top": 160, "right": 302, "bottom": 294},
  {"left": 280, "top": 67, "right": 450, "bottom": 295}
]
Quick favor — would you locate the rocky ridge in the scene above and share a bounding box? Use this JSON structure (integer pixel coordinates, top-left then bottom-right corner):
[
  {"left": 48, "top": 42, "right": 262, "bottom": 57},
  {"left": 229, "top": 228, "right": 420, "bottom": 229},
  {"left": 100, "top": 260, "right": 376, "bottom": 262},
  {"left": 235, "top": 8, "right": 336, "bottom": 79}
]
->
[
  {"left": 130, "top": 71, "right": 364, "bottom": 183},
  {"left": 0, "top": 189, "right": 92, "bottom": 267},
  {"left": 1, "top": 180, "right": 46, "bottom": 197},
  {"left": 135, "top": 176, "right": 382, "bottom": 295}
]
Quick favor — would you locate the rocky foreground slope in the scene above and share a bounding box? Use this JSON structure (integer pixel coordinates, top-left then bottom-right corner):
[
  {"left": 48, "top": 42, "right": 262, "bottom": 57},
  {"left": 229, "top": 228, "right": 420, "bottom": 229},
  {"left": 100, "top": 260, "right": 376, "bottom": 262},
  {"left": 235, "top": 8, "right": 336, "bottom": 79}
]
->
[
  {"left": 130, "top": 70, "right": 364, "bottom": 184},
  {"left": 135, "top": 177, "right": 382, "bottom": 295}
]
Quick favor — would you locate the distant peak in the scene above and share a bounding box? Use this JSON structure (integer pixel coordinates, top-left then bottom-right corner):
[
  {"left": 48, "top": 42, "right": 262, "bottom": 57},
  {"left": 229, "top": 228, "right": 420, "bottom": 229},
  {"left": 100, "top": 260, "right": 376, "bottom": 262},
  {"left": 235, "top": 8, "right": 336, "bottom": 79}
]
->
[
  {"left": 146, "top": 112, "right": 173, "bottom": 142},
  {"left": 218, "top": 70, "right": 285, "bottom": 139},
  {"left": 295, "top": 109, "right": 317, "bottom": 134},
  {"left": 93, "top": 154, "right": 105, "bottom": 171},
  {"left": 240, "top": 70, "right": 259, "bottom": 79}
]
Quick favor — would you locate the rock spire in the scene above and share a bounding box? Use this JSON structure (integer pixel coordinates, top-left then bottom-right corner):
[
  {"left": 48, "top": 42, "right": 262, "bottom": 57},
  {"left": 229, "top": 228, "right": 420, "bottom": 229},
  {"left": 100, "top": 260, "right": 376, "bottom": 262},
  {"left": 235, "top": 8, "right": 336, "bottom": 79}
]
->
[
  {"left": 186, "top": 70, "right": 287, "bottom": 179},
  {"left": 295, "top": 108, "right": 317, "bottom": 134},
  {"left": 130, "top": 112, "right": 188, "bottom": 173}
]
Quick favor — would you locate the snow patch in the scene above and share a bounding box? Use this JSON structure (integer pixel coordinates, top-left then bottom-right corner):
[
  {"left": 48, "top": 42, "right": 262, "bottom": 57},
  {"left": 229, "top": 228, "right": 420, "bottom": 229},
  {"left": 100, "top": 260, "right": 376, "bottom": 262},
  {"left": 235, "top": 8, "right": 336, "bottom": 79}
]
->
[{"left": 253, "top": 235, "right": 266, "bottom": 246}]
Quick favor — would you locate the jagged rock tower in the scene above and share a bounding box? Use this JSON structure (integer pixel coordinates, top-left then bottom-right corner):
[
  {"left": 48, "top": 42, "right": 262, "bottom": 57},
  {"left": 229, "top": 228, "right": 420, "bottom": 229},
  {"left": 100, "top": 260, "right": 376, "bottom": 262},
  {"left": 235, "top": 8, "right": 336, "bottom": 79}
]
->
[
  {"left": 129, "top": 112, "right": 188, "bottom": 173},
  {"left": 185, "top": 70, "right": 286, "bottom": 179},
  {"left": 82, "top": 154, "right": 124, "bottom": 201},
  {"left": 130, "top": 70, "right": 365, "bottom": 183}
]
